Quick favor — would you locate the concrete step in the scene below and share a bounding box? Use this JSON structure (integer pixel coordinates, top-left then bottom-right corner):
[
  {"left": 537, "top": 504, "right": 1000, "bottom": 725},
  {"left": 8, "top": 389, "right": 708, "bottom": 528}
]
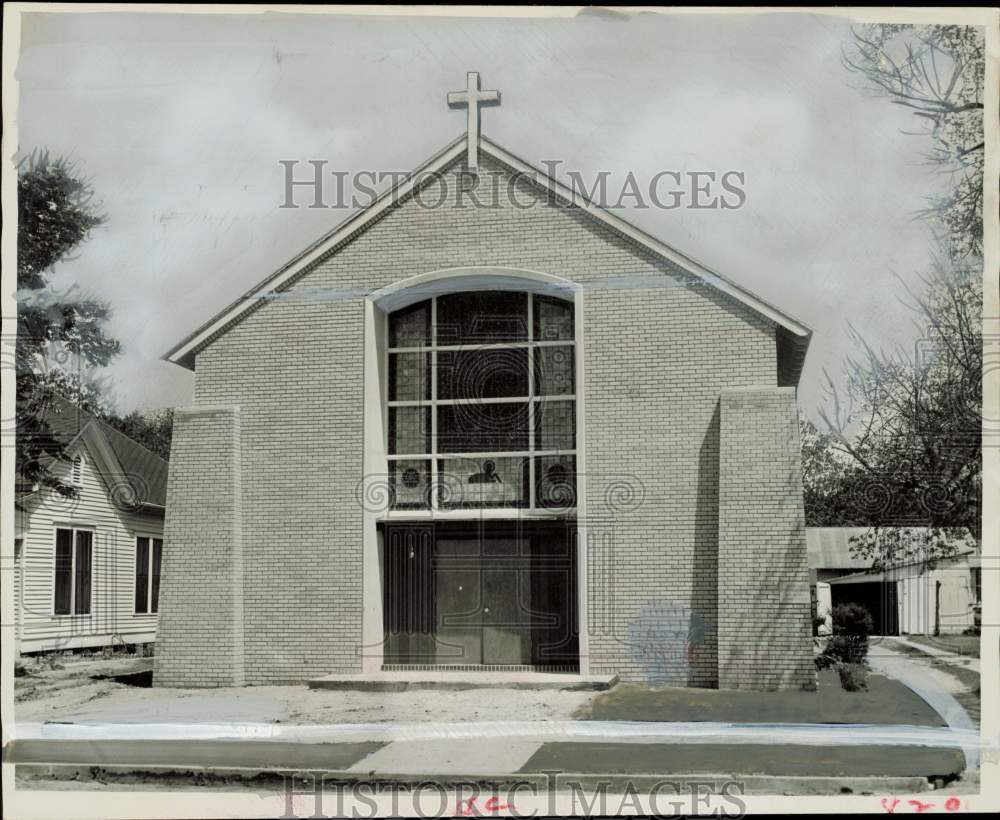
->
[{"left": 306, "top": 670, "right": 618, "bottom": 692}]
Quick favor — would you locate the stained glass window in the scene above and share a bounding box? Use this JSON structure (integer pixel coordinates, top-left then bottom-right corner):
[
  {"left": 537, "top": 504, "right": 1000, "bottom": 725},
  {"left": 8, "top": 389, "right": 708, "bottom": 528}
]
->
[{"left": 386, "top": 291, "right": 577, "bottom": 511}]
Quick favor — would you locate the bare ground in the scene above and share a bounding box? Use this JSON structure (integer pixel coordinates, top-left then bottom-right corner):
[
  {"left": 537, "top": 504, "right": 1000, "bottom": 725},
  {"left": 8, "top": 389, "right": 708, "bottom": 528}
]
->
[{"left": 15, "top": 654, "right": 597, "bottom": 725}]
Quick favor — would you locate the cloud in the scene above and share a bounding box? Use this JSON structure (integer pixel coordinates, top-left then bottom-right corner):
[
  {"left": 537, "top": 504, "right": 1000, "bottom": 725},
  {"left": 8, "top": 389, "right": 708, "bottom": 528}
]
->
[{"left": 14, "top": 10, "right": 954, "bottom": 418}]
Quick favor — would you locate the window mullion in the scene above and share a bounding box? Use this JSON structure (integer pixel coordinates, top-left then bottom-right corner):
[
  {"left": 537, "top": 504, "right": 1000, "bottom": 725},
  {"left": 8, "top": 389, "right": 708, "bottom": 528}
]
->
[
  {"left": 528, "top": 295, "right": 536, "bottom": 511},
  {"left": 430, "top": 296, "right": 438, "bottom": 512}
]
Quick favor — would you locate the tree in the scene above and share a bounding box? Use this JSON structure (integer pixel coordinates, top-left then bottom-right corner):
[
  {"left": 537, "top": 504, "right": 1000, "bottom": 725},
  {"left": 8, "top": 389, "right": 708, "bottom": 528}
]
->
[
  {"left": 807, "top": 24, "right": 986, "bottom": 571},
  {"left": 813, "top": 250, "right": 981, "bottom": 570},
  {"left": 800, "top": 418, "right": 866, "bottom": 526},
  {"left": 105, "top": 408, "right": 174, "bottom": 461},
  {"left": 16, "top": 151, "right": 119, "bottom": 496},
  {"left": 843, "top": 25, "right": 985, "bottom": 258}
]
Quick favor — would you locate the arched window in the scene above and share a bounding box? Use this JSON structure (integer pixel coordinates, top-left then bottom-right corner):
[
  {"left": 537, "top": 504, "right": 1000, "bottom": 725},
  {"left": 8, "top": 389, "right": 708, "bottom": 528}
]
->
[{"left": 387, "top": 290, "right": 576, "bottom": 511}]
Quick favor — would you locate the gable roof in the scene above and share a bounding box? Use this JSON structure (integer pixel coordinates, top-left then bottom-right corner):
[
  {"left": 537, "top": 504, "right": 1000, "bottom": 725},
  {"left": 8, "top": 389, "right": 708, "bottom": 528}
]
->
[
  {"left": 25, "top": 395, "right": 169, "bottom": 510},
  {"left": 164, "top": 134, "right": 812, "bottom": 379}
]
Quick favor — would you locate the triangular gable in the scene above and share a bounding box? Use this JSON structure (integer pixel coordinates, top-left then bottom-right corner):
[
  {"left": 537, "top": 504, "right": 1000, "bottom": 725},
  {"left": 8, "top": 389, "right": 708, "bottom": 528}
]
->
[
  {"left": 164, "top": 135, "right": 811, "bottom": 375},
  {"left": 64, "top": 422, "right": 165, "bottom": 514},
  {"left": 18, "top": 396, "right": 168, "bottom": 513}
]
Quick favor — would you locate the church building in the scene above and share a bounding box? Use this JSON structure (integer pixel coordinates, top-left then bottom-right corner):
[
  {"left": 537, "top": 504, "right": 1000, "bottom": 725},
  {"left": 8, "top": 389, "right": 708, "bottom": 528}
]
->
[{"left": 154, "top": 74, "right": 816, "bottom": 691}]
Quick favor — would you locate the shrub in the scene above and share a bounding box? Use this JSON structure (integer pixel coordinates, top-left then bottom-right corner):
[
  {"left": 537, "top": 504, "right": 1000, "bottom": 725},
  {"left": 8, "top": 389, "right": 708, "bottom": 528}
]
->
[
  {"left": 830, "top": 603, "right": 873, "bottom": 663},
  {"left": 838, "top": 662, "right": 868, "bottom": 691},
  {"left": 815, "top": 602, "right": 873, "bottom": 668},
  {"left": 834, "top": 602, "right": 874, "bottom": 636}
]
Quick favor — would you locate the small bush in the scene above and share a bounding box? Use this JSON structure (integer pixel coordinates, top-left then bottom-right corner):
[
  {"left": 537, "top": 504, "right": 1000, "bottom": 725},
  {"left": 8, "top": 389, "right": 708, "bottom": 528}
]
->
[
  {"left": 838, "top": 662, "right": 868, "bottom": 691},
  {"left": 821, "top": 603, "right": 873, "bottom": 665},
  {"left": 833, "top": 602, "right": 874, "bottom": 635}
]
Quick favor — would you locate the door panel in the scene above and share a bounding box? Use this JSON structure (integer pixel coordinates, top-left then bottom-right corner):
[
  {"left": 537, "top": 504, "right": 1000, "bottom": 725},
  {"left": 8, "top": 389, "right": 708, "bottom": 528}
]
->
[
  {"left": 434, "top": 558, "right": 483, "bottom": 664},
  {"left": 483, "top": 565, "right": 530, "bottom": 664},
  {"left": 383, "top": 524, "right": 435, "bottom": 664}
]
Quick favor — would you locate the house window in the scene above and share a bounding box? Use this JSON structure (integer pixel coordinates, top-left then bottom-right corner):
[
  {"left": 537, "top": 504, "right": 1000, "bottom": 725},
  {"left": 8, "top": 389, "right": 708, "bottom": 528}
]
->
[
  {"left": 71, "top": 455, "right": 82, "bottom": 486},
  {"left": 386, "top": 291, "right": 577, "bottom": 510},
  {"left": 135, "top": 536, "right": 163, "bottom": 614},
  {"left": 54, "top": 527, "right": 92, "bottom": 615}
]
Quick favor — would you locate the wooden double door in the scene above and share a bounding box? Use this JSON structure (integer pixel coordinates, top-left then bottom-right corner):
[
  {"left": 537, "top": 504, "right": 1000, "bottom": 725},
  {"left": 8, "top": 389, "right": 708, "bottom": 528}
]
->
[{"left": 382, "top": 520, "right": 578, "bottom": 668}]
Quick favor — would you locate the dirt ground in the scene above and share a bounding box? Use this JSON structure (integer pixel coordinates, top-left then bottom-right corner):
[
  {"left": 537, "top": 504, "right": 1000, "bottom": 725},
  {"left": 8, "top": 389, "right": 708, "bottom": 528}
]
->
[
  {"left": 17, "top": 652, "right": 961, "bottom": 730},
  {"left": 15, "top": 654, "right": 597, "bottom": 725}
]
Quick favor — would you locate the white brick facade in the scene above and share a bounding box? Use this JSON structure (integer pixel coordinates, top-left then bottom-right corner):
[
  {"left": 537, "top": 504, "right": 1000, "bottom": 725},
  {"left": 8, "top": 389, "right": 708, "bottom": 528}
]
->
[{"left": 155, "top": 149, "right": 816, "bottom": 690}]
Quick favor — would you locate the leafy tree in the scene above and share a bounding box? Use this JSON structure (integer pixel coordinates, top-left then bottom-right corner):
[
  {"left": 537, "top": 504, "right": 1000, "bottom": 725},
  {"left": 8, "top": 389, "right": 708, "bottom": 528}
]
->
[
  {"left": 843, "top": 24, "right": 985, "bottom": 257},
  {"left": 811, "top": 250, "right": 981, "bottom": 569},
  {"left": 800, "top": 418, "right": 865, "bottom": 526},
  {"left": 105, "top": 408, "right": 174, "bottom": 461},
  {"left": 16, "top": 151, "right": 119, "bottom": 496},
  {"left": 805, "top": 25, "right": 986, "bottom": 571}
]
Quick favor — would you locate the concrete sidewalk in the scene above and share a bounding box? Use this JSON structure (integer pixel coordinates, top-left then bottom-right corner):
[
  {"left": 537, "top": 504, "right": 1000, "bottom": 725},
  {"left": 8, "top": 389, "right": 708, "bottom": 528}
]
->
[
  {"left": 10, "top": 719, "right": 977, "bottom": 782},
  {"left": 867, "top": 639, "right": 979, "bottom": 770}
]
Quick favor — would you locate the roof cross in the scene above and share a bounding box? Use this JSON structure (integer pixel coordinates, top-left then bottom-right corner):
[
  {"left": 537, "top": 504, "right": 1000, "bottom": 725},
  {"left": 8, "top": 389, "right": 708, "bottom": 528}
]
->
[{"left": 447, "top": 71, "right": 500, "bottom": 171}]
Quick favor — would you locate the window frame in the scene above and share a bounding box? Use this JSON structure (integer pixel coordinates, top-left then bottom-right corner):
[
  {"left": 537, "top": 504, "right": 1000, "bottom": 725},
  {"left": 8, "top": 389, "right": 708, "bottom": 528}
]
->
[
  {"left": 52, "top": 525, "right": 94, "bottom": 617},
  {"left": 385, "top": 292, "right": 577, "bottom": 512},
  {"left": 134, "top": 534, "right": 163, "bottom": 615}
]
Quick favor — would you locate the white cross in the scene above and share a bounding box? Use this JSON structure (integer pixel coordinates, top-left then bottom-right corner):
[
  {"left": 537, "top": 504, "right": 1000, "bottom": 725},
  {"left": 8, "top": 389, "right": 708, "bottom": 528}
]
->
[{"left": 447, "top": 71, "right": 500, "bottom": 171}]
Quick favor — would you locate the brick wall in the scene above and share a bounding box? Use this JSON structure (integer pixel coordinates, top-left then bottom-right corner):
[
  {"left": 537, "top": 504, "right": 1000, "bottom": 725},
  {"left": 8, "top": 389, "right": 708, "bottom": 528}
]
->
[
  {"left": 154, "top": 407, "right": 244, "bottom": 687},
  {"left": 156, "top": 153, "right": 812, "bottom": 687},
  {"left": 717, "top": 387, "right": 816, "bottom": 690}
]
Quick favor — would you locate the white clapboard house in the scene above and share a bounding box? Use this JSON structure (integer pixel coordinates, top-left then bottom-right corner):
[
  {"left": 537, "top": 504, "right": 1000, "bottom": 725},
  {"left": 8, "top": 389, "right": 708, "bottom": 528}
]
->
[
  {"left": 14, "top": 396, "right": 169, "bottom": 654},
  {"left": 808, "top": 527, "right": 981, "bottom": 637}
]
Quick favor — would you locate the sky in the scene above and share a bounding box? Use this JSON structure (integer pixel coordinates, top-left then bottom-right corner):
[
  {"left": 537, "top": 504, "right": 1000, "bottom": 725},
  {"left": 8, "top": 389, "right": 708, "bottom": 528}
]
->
[{"left": 13, "top": 9, "right": 955, "bottom": 420}]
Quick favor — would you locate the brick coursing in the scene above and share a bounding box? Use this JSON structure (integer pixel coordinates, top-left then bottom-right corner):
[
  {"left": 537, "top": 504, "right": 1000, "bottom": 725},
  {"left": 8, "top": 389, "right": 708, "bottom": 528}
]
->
[
  {"left": 154, "top": 407, "right": 244, "bottom": 687},
  {"left": 717, "top": 387, "right": 817, "bottom": 691},
  {"left": 155, "top": 154, "right": 813, "bottom": 688}
]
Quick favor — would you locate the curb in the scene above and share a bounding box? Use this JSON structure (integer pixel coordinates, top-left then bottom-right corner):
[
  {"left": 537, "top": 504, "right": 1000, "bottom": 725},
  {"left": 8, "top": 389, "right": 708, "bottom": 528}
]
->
[{"left": 14, "top": 763, "right": 937, "bottom": 795}]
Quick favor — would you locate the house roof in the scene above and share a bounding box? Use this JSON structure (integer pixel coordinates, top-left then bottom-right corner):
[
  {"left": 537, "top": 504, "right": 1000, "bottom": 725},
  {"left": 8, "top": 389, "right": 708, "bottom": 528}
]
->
[
  {"left": 29, "top": 395, "right": 169, "bottom": 510},
  {"left": 163, "top": 134, "right": 813, "bottom": 380},
  {"left": 806, "top": 527, "right": 876, "bottom": 571},
  {"left": 806, "top": 526, "right": 979, "bottom": 572}
]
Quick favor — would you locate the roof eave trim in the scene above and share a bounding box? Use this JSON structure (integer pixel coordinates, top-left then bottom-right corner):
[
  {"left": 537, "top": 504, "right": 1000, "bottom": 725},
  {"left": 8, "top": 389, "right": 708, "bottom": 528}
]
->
[
  {"left": 162, "top": 135, "right": 469, "bottom": 369},
  {"left": 164, "top": 134, "right": 812, "bottom": 370},
  {"left": 480, "top": 137, "right": 812, "bottom": 339}
]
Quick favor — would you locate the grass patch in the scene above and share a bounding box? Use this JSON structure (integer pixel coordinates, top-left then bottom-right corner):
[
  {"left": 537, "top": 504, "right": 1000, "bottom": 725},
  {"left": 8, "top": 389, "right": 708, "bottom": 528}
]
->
[
  {"left": 884, "top": 640, "right": 980, "bottom": 692},
  {"left": 907, "top": 635, "right": 980, "bottom": 658},
  {"left": 519, "top": 742, "right": 964, "bottom": 779},
  {"left": 576, "top": 669, "right": 945, "bottom": 726}
]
